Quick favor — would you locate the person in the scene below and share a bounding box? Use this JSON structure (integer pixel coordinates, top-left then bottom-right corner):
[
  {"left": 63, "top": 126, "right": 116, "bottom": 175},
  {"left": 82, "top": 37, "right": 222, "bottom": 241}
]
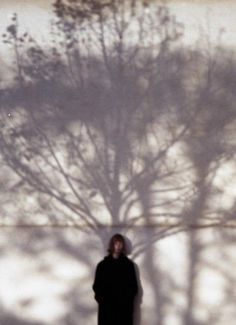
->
[{"left": 93, "top": 233, "right": 138, "bottom": 325}]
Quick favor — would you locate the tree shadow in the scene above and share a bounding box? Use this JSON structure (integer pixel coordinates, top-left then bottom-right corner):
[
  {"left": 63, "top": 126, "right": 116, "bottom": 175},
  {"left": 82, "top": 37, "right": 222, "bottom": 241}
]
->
[
  {"left": 133, "top": 261, "right": 143, "bottom": 325},
  {"left": 124, "top": 235, "right": 143, "bottom": 325},
  {"left": 0, "top": 0, "right": 236, "bottom": 325},
  {"left": 0, "top": 312, "right": 43, "bottom": 325}
]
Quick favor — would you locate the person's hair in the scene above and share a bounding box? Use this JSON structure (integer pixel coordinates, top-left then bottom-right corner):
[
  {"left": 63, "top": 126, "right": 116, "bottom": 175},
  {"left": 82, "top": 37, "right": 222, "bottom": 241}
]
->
[{"left": 107, "top": 233, "right": 127, "bottom": 255}]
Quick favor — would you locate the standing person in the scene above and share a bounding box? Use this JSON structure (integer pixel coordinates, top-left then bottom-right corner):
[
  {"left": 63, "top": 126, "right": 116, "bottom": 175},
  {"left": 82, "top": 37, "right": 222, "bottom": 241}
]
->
[{"left": 93, "top": 233, "right": 138, "bottom": 325}]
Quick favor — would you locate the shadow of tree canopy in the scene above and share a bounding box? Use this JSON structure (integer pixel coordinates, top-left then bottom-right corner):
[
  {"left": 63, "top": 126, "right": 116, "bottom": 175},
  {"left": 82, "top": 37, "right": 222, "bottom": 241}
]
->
[{"left": 0, "top": 1, "right": 236, "bottom": 325}]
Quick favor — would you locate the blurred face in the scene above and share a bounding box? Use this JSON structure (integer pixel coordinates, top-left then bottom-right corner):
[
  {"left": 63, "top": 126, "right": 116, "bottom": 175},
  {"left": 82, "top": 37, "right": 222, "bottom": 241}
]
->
[{"left": 113, "top": 240, "right": 123, "bottom": 255}]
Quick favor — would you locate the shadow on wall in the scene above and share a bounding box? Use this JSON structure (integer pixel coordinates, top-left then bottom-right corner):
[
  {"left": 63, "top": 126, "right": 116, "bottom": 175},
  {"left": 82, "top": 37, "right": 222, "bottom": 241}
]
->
[
  {"left": 133, "top": 262, "right": 143, "bottom": 325},
  {"left": 124, "top": 235, "right": 143, "bottom": 325},
  {"left": 0, "top": 0, "right": 236, "bottom": 324},
  {"left": 1, "top": 226, "right": 236, "bottom": 325},
  {"left": 0, "top": 313, "right": 43, "bottom": 325}
]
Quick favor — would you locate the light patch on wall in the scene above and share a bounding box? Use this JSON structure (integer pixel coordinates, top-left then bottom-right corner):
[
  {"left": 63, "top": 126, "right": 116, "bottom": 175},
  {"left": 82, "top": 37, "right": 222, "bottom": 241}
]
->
[
  {"left": 0, "top": 253, "right": 67, "bottom": 322},
  {"left": 0, "top": 4, "right": 52, "bottom": 61},
  {"left": 211, "top": 161, "right": 236, "bottom": 210},
  {"left": 158, "top": 232, "right": 188, "bottom": 282},
  {"left": 198, "top": 268, "right": 226, "bottom": 305},
  {"left": 167, "top": 1, "right": 236, "bottom": 48},
  {"left": 0, "top": 248, "right": 91, "bottom": 322}
]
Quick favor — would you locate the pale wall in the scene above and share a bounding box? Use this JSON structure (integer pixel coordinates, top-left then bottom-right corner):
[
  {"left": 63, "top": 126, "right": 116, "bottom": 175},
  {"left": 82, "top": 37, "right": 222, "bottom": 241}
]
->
[{"left": 0, "top": 226, "right": 235, "bottom": 325}]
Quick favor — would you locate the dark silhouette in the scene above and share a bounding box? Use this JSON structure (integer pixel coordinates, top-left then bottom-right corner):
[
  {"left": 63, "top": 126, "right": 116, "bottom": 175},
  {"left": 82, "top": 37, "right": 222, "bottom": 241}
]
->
[{"left": 93, "top": 234, "right": 138, "bottom": 325}]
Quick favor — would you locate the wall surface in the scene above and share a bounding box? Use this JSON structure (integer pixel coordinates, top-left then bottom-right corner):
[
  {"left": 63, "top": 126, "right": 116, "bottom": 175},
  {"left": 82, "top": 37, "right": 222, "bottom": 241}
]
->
[
  {"left": 1, "top": 1, "right": 236, "bottom": 325},
  {"left": 0, "top": 226, "right": 236, "bottom": 325}
]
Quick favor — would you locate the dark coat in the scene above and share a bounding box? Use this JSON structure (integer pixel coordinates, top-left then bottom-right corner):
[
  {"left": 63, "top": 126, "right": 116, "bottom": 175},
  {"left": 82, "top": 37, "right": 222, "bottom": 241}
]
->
[{"left": 93, "top": 254, "right": 138, "bottom": 325}]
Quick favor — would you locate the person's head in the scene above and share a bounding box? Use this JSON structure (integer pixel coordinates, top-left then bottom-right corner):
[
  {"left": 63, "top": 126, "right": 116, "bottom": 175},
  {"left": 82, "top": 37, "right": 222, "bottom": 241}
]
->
[{"left": 108, "top": 233, "right": 126, "bottom": 256}]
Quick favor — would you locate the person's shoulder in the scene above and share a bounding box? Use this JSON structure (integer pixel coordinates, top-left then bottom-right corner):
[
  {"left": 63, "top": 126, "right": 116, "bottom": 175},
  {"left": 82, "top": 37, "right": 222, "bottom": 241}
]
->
[
  {"left": 97, "top": 255, "right": 110, "bottom": 267},
  {"left": 123, "top": 255, "right": 135, "bottom": 266}
]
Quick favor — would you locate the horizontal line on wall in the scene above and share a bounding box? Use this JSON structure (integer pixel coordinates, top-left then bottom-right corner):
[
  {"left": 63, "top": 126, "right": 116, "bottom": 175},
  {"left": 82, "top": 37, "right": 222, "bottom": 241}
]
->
[{"left": 0, "top": 222, "right": 235, "bottom": 229}]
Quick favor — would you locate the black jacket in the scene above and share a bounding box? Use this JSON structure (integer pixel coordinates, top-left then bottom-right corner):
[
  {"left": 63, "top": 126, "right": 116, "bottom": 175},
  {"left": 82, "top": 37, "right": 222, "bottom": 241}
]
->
[{"left": 93, "top": 254, "right": 138, "bottom": 325}]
